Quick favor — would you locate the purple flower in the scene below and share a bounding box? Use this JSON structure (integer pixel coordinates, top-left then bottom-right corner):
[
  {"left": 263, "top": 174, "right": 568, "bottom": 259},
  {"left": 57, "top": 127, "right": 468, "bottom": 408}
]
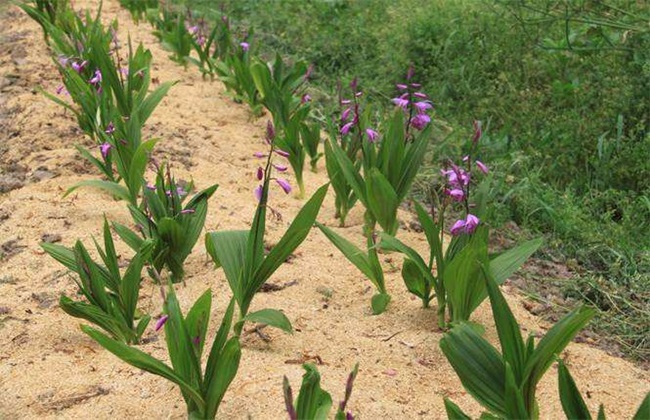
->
[
  {"left": 192, "top": 335, "right": 200, "bottom": 346},
  {"left": 155, "top": 315, "right": 169, "bottom": 331},
  {"left": 450, "top": 219, "right": 466, "bottom": 236},
  {"left": 256, "top": 167, "right": 264, "bottom": 180},
  {"left": 396, "top": 83, "right": 408, "bottom": 90},
  {"left": 465, "top": 214, "right": 480, "bottom": 233},
  {"left": 392, "top": 95, "right": 409, "bottom": 109},
  {"left": 266, "top": 120, "right": 275, "bottom": 141},
  {"left": 254, "top": 152, "right": 266, "bottom": 158},
  {"left": 340, "top": 99, "right": 352, "bottom": 105},
  {"left": 414, "top": 101, "right": 433, "bottom": 112},
  {"left": 410, "top": 83, "right": 421, "bottom": 88},
  {"left": 197, "top": 36, "right": 206, "bottom": 47},
  {"left": 254, "top": 185, "right": 263, "bottom": 201},
  {"left": 100, "top": 143, "right": 111, "bottom": 159},
  {"left": 365, "top": 128, "right": 379, "bottom": 143},
  {"left": 58, "top": 55, "right": 69, "bottom": 67},
  {"left": 410, "top": 113, "right": 431, "bottom": 130},
  {"left": 180, "top": 208, "right": 196, "bottom": 214},
  {"left": 89, "top": 69, "right": 102, "bottom": 85},
  {"left": 447, "top": 188, "right": 465, "bottom": 201},
  {"left": 240, "top": 42, "right": 250, "bottom": 51},
  {"left": 146, "top": 183, "right": 156, "bottom": 191},
  {"left": 355, "top": 91, "right": 363, "bottom": 98},
  {"left": 301, "top": 94, "right": 311, "bottom": 104},
  {"left": 105, "top": 122, "right": 115, "bottom": 135},
  {"left": 176, "top": 187, "right": 188, "bottom": 197},
  {"left": 476, "top": 160, "right": 489, "bottom": 174},
  {"left": 275, "top": 178, "right": 292, "bottom": 194},
  {"left": 413, "top": 92, "right": 428, "bottom": 99},
  {"left": 341, "top": 108, "right": 352, "bottom": 122},
  {"left": 340, "top": 122, "right": 354, "bottom": 136},
  {"left": 55, "top": 85, "right": 66, "bottom": 95},
  {"left": 275, "top": 149, "right": 290, "bottom": 158},
  {"left": 273, "top": 164, "right": 288, "bottom": 172},
  {"left": 188, "top": 25, "right": 199, "bottom": 35},
  {"left": 71, "top": 60, "right": 87, "bottom": 73}
]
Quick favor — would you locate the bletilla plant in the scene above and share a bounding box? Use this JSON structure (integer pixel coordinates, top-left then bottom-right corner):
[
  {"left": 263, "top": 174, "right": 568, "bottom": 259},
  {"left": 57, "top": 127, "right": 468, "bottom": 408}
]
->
[
  {"left": 113, "top": 164, "right": 218, "bottom": 284},
  {"left": 206, "top": 122, "right": 328, "bottom": 334},
  {"left": 23, "top": 0, "right": 174, "bottom": 205},
  {"left": 379, "top": 124, "right": 541, "bottom": 326},
  {"left": 41, "top": 219, "right": 152, "bottom": 344},
  {"left": 283, "top": 363, "right": 359, "bottom": 420},
  {"left": 251, "top": 54, "right": 315, "bottom": 196},
  {"left": 84, "top": 288, "right": 241, "bottom": 419},
  {"left": 441, "top": 271, "right": 595, "bottom": 419},
  {"left": 186, "top": 13, "right": 235, "bottom": 78},
  {"left": 316, "top": 222, "right": 389, "bottom": 314},
  {"left": 18, "top": 0, "right": 73, "bottom": 38},
  {"left": 215, "top": 35, "right": 263, "bottom": 115},
  {"left": 327, "top": 73, "right": 432, "bottom": 236},
  {"left": 151, "top": 7, "right": 193, "bottom": 66}
]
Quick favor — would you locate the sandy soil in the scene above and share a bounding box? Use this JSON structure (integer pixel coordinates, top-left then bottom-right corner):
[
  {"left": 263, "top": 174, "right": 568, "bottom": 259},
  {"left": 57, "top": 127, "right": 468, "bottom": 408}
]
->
[{"left": 0, "top": 1, "right": 648, "bottom": 418}]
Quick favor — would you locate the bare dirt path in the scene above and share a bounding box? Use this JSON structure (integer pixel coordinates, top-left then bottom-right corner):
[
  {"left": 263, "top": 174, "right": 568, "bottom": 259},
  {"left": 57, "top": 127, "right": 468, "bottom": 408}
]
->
[{"left": 0, "top": 1, "right": 648, "bottom": 418}]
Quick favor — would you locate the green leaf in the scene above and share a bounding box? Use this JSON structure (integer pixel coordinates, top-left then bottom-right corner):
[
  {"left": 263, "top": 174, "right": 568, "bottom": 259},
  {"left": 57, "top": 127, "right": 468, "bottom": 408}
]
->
[
  {"left": 60, "top": 296, "right": 129, "bottom": 343},
  {"left": 558, "top": 359, "right": 592, "bottom": 420},
  {"left": 112, "top": 222, "right": 145, "bottom": 252},
  {"left": 184, "top": 289, "right": 212, "bottom": 359},
  {"left": 401, "top": 258, "right": 427, "bottom": 299},
  {"left": 204, "top": 337, "right": 241, "bottom": 419},
  {"left": 483, "top": 265, "right": 526, "bottom": 384},
  {"left": 41, "top": 243, "right": 77, "bottom": 272},
  {"left": 326, "top": 138, "right": 367, "bottom": 207},
  {"left": 489, "top": 238, "right": 543, "bottom": 285},
  {"left": 205, "top": 298, "right": 236, "bottom": 387},
  {"left": 366, "top": 168, "right": 399, "bottom": 235},
  {"left": 81, "top": 325, "right": 205, "bottom": 409},
  {"left": 295, "top": 364, "right": 333, "bottom": 420},
  {"left": 632, "top": 393, "right": 649, "bottom": 420},
  {"left": 523, "top": 306, "right": 595, "bottom": 406},
  {"left": 136, "top": 81, "right": 175, "bottom": 124},
  {"left": 126, "top": 138, "right": 159, "bottom": 200},
  {"left": 164, "top": 289, "right": 202, "bottom": 396},
  {"left": 240, "top": 308, "right": 292, "bottom": 333},
  {"left": 444, "top": 398, "right": 472, "bottom": 420},
  {"left": 250, "top": 184, "right": 328, "bottom": 300},
  {"left": 371, "top": 293, "right": 391, "bottom": 315},
  {"left": 64, "top": 180, "right": 131, "bottom": 202},
  {"left": 504, "top": 362, "right": 528, "bottom": 418},
  {"left": 440, "top": 323, "right": 507, "bottom": 416},
  {"left": 205, "top": 230, "right": 248, "bottom": 306},
  {"left": 315, "top": 223, "right": 375, "bottom": 283}
]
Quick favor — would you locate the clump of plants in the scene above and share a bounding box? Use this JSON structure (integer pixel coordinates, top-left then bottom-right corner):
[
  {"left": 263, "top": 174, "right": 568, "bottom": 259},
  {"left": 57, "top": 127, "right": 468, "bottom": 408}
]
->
[
  {"left": 206, "top": 122, "right": 328, "bottom": 334},
  {"left": 283, "top": 363, "right": 359, "bottom": 420}
]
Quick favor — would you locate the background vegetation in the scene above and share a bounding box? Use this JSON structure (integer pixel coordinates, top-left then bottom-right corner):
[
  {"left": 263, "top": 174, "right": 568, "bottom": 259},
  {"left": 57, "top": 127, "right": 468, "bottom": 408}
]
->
[{"left": 179, "top": 0, "right": 649, "bottom": 362}]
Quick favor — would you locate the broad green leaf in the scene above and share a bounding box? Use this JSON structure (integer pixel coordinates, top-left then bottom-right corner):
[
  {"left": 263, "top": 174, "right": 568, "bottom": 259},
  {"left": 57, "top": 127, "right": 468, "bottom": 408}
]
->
[
  {"left": 295, "top": 364, "right": 333, "bottom": 420},
  {"left": 205, "top": 337, "right": 241, "bottom": 419},
  {"left": 440, "top": 323, "right": 507, "bottom": 416},
  {"left": 504, "top": 362, "right": 528, "bottom": 418},
  {"left": 41, "top": 243, "right": 77, "bottom": 272},
  {"left": 81, "top": 325, "right": 205, "bottom": 409},
  {"left": 64, "top": 180, "right": 131, "bottom": 202},
  {"left": 444, "top": 398, "right": 471, "bottom": 420},
  {"left": 632, "top": 393, "right": 649, "bottom": 420},
  {"left": 327, "top": 138, "right": 368, "bottom": 207},
  {"left": 371, "top": 293, "right": 391, "bottom": 315},
  {"left": 112, "top": 222, "right": 145, "bottom": 252},
  {"left": 205, "top": 298, "right": 236, "bottom": 387},
  {"left": 205, "top": 230, "right": 248, "bottom": 306},
  {"left": 136, "top": 81, "right": 175, "bottom": 124},
  {"left": 184, "top": 289, "right": 212, "bottom": 359},
  {"left": 240, "top": 308, "right": 292, "bottom": 333},
  {"left": 523, "top": 306, "right": 595, "bottom": 404},
  {"left": 489, "top": 238, "right": 543, "bottom": 286},
  {"left": 316, "top": 223, "right": 374, "bottom": 282},
  {"left": 119, "top": 252, "right": 145, "bottom": 327},
  {"left": 413, "top": 201, "right": 442, "bottom": 267},
  {"left": 126, "top": 138, "right": 159, "bottom": 200},
  {"left": 366, "top": 168, "right": 399, "bottom": 235},
  {"left": 484, "top": 266, "right": 526, "bottom": 383},
  {"left": 558, "top": 359, "right": 592, "bottom": 420},
  {"left": 164, "top": 289, "right": 202, "bottom": 396},
  {"left": 401, "top": 258, "right": 427, "bottom": 298},
  {"left": 60, "top": 296, "right": 129, "bottom": 343},
  {"left": 250, "top": 184, "right": 329, "bottom": 300}
]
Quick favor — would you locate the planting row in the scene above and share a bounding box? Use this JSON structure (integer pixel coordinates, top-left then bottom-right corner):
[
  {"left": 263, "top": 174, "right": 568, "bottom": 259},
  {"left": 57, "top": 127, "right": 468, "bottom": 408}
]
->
[{"left": 18, "top": 0, "right": 649, "bottom": 419}]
